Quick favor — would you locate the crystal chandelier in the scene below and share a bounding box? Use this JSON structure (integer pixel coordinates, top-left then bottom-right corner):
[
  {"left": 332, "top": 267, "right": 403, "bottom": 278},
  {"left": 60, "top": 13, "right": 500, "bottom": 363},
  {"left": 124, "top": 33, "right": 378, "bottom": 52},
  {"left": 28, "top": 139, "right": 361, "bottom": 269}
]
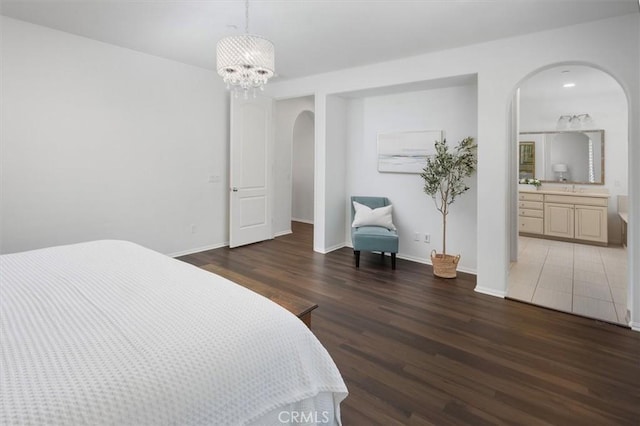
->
[{"left": 216, "top": 0, "right": 275, "bottom": 98}]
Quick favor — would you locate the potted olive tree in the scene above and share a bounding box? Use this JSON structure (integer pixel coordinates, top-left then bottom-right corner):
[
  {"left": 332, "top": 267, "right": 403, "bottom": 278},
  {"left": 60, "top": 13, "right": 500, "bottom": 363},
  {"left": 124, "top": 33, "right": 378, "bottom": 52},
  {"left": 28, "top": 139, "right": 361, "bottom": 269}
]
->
[{"left": 420, "top": 137, "right": 477, "bottom": 278}]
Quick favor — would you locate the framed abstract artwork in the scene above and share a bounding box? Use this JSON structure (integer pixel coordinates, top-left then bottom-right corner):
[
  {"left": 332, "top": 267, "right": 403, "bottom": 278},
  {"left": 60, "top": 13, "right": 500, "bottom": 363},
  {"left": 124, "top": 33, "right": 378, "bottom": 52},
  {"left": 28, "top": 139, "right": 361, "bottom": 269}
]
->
[{"left": 377, "top": 130, "right": 443, "bottom": 174}]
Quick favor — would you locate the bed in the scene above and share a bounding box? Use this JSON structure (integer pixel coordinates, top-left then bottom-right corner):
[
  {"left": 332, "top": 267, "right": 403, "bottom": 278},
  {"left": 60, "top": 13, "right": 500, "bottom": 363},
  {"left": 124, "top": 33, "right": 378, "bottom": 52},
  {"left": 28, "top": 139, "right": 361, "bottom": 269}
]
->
[{"left": 0, "top": 240, "right": 348, "bottom": 425}]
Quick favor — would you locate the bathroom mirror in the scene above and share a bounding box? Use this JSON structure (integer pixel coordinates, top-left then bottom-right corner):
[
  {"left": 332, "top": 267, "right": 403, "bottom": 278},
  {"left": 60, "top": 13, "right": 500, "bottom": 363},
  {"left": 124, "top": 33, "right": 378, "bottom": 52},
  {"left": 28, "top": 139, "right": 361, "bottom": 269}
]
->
[{"left": 519, "top": 130, "right": 604, "bottom": 184}]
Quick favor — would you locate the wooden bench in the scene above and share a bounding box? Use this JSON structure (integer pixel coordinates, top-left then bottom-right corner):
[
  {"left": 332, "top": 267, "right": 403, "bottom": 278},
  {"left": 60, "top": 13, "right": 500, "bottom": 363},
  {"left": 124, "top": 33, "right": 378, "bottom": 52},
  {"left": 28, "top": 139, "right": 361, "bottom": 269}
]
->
[{"left": 201, "top": 264, "right": 318, "bottom": 328}]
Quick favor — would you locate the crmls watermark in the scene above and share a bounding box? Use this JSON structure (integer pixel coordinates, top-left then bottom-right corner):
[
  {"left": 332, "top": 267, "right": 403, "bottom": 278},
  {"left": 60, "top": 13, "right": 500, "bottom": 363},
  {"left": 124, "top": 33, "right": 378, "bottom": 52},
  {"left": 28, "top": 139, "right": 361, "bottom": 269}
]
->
[{"left": 277, "top": 410, "right": 331, "bottom": 424}]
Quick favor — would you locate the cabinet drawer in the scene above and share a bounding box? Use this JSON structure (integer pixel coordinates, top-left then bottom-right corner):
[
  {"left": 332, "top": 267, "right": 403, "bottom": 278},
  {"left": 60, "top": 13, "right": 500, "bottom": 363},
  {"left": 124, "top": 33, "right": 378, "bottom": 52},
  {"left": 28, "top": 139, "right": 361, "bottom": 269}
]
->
[
  {"left": 519, "top": 201, "right": 543, "bottom": 210},
  {"left": 519, "top": 217, "right": 543, "bottom": 234},
  {"left": 519, "top": 192, "right": 544, "bottom": 202},
  {"left": 545, "top": 194, "right": 608, "bottom": 207},
  {"left": 519, "top": 208, "right": 544, "bottom": 218}
]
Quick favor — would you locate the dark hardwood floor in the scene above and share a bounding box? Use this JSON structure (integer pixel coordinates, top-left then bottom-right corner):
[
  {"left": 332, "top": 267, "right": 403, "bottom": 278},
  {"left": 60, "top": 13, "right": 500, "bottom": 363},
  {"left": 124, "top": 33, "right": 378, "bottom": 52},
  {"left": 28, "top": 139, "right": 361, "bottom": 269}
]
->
[{"left": 179, "top": 222, "right": 640, "bottom": 425}]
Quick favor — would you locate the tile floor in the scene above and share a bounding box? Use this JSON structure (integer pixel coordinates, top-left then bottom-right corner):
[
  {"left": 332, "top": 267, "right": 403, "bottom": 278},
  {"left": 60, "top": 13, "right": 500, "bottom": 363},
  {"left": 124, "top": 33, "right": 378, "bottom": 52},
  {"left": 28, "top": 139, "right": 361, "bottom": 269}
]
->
[{"left": 507, "top": 236, "right": 628, "bottom": 325}]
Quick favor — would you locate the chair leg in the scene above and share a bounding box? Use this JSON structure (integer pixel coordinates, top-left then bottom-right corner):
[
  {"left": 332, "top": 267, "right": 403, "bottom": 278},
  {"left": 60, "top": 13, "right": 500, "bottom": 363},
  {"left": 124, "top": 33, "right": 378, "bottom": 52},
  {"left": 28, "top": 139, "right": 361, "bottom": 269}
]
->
[
  {"left": 354, "top": 250, "right": 360, "bottom": 268},
  {"left": 391, "top": 253, "right": 396, "bottom": 270},
  {"left": 380, "top": 252, "right": 385, "bottom": 263}
]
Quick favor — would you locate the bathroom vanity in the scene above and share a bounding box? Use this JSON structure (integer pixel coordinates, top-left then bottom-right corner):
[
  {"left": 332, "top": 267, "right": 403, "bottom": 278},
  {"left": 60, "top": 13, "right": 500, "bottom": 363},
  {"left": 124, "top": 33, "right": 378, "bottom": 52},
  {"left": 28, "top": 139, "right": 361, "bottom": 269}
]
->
[{"left": 519, "top": 189, "right": 609, "bottom": 245}]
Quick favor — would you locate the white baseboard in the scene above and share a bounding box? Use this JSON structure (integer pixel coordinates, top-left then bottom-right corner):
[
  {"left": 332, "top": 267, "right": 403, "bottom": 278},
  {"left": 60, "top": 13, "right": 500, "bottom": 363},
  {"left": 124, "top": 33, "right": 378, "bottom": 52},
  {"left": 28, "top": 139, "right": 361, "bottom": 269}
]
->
[
  {"left": 342, "top": 249, "right": 478, "bottom": 275},
  {"left": 315, "top": 242, "right": 346, "bottom": 254},
  {"left": 292, "top": 218, "right": 314, "bottom": 225},
  {"left": 170, "top": 240, "right": 483, "bottom": 278},
  {"left": 608, "top": 237, "right": 622, "bottom": 246},
  {"left": 169, "top": 242, "right": 228, "bottom": 258},
  {"left": 631, "top": 321, "right": 640, "bottom": 332},
  {"left": 475, "top": 286, "right": 506, "bottom": 298},
  {"left": 396, "top": 253, "right": 425, "bottom": 264},
  {"left": 171, "top": 230, "right": 294, "bottom": 256},
  {"left": 397, "top": 253, "right": 477, "bottom": 275}
]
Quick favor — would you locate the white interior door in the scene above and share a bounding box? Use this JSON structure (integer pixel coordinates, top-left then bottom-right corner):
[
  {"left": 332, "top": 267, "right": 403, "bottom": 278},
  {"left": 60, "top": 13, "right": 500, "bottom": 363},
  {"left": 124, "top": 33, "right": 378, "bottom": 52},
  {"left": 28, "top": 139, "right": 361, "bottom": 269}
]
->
[{"left": 229, "top": 95, "right": 273, "bottom": 248}]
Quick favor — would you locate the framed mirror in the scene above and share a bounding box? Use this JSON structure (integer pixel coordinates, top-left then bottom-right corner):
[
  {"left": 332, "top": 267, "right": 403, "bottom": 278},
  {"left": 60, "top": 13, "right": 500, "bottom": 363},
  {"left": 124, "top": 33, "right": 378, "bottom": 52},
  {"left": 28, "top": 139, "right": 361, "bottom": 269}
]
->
[{"left": 519, "top": 130, "right": 604, "bottom": 184}]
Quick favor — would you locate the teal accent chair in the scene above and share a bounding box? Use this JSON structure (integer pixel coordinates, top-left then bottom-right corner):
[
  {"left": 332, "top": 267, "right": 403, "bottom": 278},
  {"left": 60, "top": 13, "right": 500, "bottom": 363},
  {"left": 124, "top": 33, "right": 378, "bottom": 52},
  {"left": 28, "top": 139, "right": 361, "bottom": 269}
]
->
[{"left": 350, "top": 196, "right": 399, "bottom": 269}]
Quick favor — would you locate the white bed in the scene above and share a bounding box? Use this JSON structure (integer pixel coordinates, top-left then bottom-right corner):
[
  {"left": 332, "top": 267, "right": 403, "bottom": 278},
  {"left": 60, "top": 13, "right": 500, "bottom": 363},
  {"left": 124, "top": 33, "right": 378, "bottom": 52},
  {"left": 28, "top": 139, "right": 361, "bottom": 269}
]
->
[{"left": 0, "top": 240, "right": 348, "bottom": 425}]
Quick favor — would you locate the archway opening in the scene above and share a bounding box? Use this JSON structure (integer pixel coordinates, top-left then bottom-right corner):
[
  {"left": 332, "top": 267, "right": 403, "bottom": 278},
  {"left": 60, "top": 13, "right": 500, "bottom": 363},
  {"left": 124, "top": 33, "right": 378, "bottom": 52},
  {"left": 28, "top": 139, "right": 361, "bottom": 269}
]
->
[
  {"left": 291, "top": 110, "right": 315, "bottom": 230},
  {"left": 507, "top": 63, "right": 630, "bottom": 325}
]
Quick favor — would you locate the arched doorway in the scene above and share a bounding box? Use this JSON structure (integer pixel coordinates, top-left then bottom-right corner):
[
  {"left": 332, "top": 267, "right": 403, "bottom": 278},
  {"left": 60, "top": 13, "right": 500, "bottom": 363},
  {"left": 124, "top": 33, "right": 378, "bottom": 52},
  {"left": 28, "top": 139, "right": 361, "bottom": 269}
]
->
[
  {"left": 291, "top": 110, "right": 315, "bottom": 228},
  {"left": 507, "top": 64, "right": 630, "bottom": 325}
]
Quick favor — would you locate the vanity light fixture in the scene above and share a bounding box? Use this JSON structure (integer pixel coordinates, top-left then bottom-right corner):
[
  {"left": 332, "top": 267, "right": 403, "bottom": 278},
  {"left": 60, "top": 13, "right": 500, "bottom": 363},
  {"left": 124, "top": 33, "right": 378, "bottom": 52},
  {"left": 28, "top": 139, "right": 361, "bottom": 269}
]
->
[
  {"left": 580, "top": 113, "right": 594, "bottom": 128},
  {"left": 556, "top": 113, "right": 593, "bottom": 130},
  {"left": 557, "top": 115, "right": 571, "bottom": 129},
  {"left": 216, "top": 0, "right": 275, "bottom": 98}
]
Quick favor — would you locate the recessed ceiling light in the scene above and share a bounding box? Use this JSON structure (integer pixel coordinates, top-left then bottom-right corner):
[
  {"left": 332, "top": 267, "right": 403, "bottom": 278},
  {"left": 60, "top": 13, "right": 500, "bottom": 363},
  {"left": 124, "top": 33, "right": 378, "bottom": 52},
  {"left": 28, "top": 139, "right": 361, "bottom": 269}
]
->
[{"left": 563, "top": 83, "right": 576, "bottom": 88}]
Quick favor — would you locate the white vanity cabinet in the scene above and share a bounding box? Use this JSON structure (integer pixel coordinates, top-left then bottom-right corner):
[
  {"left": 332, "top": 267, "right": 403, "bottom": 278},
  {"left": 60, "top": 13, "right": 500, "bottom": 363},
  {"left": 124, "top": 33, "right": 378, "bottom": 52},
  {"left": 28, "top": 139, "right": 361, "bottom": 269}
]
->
[
  {"left": 574, "top": 204, "right": 608, "bottom": 243},
  {"left": 519, "top": 190, "right": 609, "bottom": 245},
  {"left": 518, "top": 192, "right": 544, "bottom": 234},
  {"left": 544, "top": 203, "right": 574, "bottom": 238}
]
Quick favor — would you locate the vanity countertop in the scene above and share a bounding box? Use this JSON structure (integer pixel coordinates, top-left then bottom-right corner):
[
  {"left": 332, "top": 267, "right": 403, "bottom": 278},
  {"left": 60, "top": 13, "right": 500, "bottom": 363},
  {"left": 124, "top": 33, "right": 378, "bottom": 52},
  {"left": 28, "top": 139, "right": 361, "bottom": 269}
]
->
[{"left": 519, "top": 188, "right": 610, "bottom": 198}]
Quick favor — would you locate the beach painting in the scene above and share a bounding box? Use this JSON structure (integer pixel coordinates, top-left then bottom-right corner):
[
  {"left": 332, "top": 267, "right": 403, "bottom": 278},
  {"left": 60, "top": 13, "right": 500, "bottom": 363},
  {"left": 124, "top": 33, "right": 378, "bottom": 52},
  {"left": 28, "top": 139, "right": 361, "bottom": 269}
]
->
[{"left": 377, "top": 130, "right": 442, "bottom": 173}]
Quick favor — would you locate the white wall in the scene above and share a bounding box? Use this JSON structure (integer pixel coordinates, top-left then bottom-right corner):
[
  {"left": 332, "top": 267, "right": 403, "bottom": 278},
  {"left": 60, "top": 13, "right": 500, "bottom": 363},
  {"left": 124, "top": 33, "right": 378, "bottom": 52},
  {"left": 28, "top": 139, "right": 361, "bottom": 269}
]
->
[
  {"left": 324, "top": 95, "right": 348, "bottom": 252},
  {"left": 266, "top": 13, "right": 640, "bottom": 328},
  {"left": 0, "top": 17, "right": 229, "bottom": 255},
  {"left": 520, "top": 89, "right": 628, "bottom": 244},
  {"left": 291, "top": 111, "right": 315, "bottom": 223},
  {"left": 273, "top": 96, "right": 314, "bottom": 235},
  {"left": 345, "top": 84, "right": 478, "bottom": 272}
]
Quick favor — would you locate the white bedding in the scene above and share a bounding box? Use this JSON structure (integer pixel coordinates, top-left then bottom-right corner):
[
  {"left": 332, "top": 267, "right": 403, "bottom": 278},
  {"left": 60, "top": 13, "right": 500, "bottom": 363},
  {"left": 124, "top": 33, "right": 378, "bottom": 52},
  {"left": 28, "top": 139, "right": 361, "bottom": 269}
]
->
[{"left": 0, "top": 240, "right": 347, "bottom": 425}]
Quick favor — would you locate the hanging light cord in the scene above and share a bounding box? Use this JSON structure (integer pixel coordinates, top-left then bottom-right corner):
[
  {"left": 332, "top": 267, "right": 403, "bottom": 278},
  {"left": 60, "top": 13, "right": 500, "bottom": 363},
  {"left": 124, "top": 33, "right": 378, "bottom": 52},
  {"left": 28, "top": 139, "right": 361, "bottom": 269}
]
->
[{"left": 245, "top": 0, "right": 249, "bottom": 33}]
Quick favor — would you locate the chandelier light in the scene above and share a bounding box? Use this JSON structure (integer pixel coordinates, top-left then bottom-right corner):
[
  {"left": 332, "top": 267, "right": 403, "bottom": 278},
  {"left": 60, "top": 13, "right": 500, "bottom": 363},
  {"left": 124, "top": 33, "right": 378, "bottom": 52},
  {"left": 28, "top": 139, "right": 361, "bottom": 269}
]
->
[{"left": 216, "top": 0, "right": 275, "bottom": 98}]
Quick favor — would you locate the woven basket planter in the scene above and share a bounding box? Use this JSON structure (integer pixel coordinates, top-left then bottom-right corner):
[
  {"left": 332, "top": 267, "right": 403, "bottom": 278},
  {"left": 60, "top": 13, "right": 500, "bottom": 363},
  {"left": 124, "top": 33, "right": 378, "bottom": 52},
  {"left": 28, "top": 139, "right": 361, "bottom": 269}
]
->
[{"left": 430, "top": 250, "right": 461, "bottom": 279}]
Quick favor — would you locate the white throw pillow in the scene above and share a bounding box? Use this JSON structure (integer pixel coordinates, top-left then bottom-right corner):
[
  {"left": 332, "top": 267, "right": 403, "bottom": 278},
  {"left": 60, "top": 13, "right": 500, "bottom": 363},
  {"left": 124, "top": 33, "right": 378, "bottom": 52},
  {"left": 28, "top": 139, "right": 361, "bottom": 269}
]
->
[{"left": 352, "top": 201, "right": 396, "bottom": 230}]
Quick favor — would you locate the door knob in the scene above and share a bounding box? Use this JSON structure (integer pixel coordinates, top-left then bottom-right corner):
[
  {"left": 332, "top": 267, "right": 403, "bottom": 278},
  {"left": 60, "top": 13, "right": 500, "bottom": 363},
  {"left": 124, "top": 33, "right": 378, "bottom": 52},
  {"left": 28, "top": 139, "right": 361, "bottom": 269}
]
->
[{"left": 232, "top": 187, "right": 238, "bottom": 192}]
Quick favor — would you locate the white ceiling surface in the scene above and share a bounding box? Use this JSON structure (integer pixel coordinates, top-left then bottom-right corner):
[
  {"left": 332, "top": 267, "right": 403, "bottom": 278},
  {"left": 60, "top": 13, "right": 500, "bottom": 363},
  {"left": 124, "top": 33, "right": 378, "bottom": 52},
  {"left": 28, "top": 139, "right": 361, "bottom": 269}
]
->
[
  {"left": 340, "top": 74, "right": 478, "bottom": 98},
  {"left": 519, "top": 65, "right": 624, "bottom": 100},
  {"left": 1, "top": 1, "right": 638, "bottom": 80}
]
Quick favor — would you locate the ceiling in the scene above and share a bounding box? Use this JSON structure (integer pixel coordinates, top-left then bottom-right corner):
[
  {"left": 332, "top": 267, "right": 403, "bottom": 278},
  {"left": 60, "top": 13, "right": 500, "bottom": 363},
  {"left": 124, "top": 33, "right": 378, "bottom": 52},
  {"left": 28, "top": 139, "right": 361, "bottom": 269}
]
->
[
  {"left": 1, "top": 0, "right": 638, "bottom": 81},
  {"left": 519, "top": 65, "right": 624, "bottom": 100}
]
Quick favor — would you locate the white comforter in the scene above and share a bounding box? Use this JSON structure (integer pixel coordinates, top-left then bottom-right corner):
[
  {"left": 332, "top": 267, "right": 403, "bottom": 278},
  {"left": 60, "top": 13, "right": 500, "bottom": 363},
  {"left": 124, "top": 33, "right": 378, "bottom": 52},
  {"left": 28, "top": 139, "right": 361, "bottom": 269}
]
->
[{"left": 0, "top": 240, "right": 347, "bottom": 425}]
